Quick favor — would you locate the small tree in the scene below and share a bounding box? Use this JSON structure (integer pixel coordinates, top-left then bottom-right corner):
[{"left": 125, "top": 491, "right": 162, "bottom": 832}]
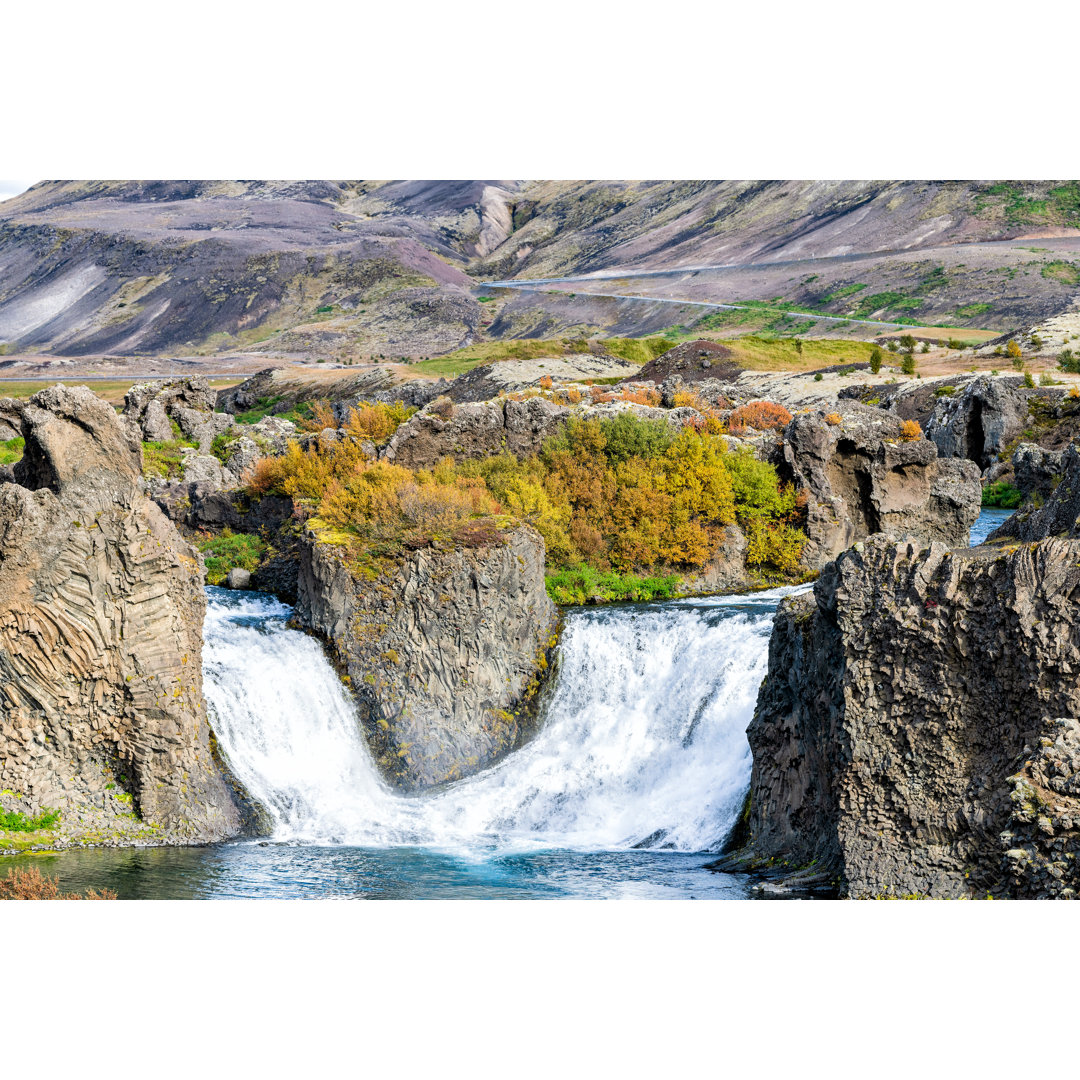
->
[
  {"left": 793, "top": 338, "right": 803, "bottom": 355},
  {"left": 886, "top": 338, "right": 899, "bottom": 353},
  {"left": 1023, "top": 371, "right": 1036, "bottom": 388},
  {"left": 869, "top": 346, "right": 883, "bottom": 375},
  {"left": 899, "top": 419, "right": 922, "bottom": 442},
  {"left": 920, "top": 341, "right": 931, "bottom": 353},
  {"left": 1006, "top": 339, "right": 1023, "bottom": 367},
  {"left": 901, "top": 352, "right": 917, "bottom": 376},
  {"left": 899, "top": 333, "right": 916, "bottom": 352}
]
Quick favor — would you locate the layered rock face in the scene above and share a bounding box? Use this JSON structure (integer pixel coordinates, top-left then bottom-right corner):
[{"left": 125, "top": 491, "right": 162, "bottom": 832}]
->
[
  {"left": 0, "top": 386, "right": 246, "bottom": 846},
  {"left": 780, "top": 404, "right": 981, "bottom": 568},
  {"left": 296, "top": 526, "right": 558, "bottom": 791},
  {"left": 734, "top": 535, "right": 1080, "bottom": 898}
]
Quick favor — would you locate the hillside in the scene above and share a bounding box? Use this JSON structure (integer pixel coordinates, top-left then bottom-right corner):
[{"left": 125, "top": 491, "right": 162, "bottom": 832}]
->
[{"left": 1, "top": 180, "right": 1078, "bottom": 367}]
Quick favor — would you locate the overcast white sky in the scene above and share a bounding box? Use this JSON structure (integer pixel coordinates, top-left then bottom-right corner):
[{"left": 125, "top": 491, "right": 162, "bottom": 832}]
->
[{"left": 0, "top": 180, "right": 34, "bottom": 201}]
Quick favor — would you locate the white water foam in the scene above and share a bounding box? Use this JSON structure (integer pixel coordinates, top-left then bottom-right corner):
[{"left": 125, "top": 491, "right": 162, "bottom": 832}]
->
[{"left": 203, "top": 586, "right": 791, "bottom": 854}]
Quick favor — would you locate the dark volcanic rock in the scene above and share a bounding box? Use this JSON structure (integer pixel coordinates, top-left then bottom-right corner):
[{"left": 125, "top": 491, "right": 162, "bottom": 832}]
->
[
  {"left": 630, "top": 339, "right": 741, "bottom": 386},
  {"left": 727, "top": 534, "right": 1080, "bottom": 898},
  {"left": 990, "top": 444, "right": 1080, "bottom": 543},
  {"left": 295, "top": 526, "right": 559, "bottom": 792},
  {"left": 780, "top": 403, "right": 981, "bottom": 567},
  {"left": 921, "top": 376, "right": 1063, "bottom": 469},
  {"left": 0, "top": 386, "right": 250, "bottom": 847}
]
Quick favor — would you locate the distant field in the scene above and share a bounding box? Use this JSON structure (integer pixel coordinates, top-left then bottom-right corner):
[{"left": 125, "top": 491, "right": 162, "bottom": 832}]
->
[
  {"left": 874, "top": 326, "right": 1000, "bottom": 346},
  {"left": 0, "top": 377, "right": 243, "bottom": 406}
]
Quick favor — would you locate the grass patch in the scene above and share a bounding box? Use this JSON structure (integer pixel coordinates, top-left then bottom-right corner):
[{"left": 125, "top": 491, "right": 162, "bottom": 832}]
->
[
  {"left": 600, "top": 337, "right": 677, "bottom": 365},
  {"left": 142, "top": 438, "right": 197, "bottom": 480},
  {"left": 0, "top": 436, "right": 24, "bottom": 466},
  {"left": 545, "top": 567, "right": 682, "bottom": 605},
  {"left": 407, "top": 355, "right": 490, "bottom": 378},
  {"left": 0, "top": 378, "right": 242, "bottom": 407},
  {"left": 0, "top": 807, "right": 61, "bottom": 832},
  {"left": 1041, "top": 261, "right": 1080, "bottom": 286},
  {"left": 724, "top": 335, "right": 878, "bottom": 372},
  {"left": 954, "top": 302, "right": 994, "bottom": 318},
  {"left": 197, "top": 529, "right": 268, "bottom": 585}
]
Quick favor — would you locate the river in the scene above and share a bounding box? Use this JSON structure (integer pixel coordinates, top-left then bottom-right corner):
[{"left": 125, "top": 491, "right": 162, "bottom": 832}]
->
[{"left": 23, "top": 509, "right": 1008, "bottom": 899}]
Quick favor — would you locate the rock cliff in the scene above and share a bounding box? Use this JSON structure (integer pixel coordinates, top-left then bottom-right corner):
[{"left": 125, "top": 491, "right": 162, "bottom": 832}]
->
[
  {"left": 295, "top": 525, "right": 559, "bottom": 791},
  {"left": 990, "top": 443, "right": 1080, "bottom": 543},
  {"left": 779, "top": 404, "right": 981, "bottom": 567},
  {"left": 0, "top": 386, "right": 248, "bottom": 848},
  {"left": 726, "top": 534, "right": 1080, "bottom": 898}
]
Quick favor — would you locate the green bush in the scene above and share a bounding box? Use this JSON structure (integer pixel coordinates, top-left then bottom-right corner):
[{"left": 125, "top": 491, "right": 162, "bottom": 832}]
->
[
  {"left": 982, "top": 481, "right": 1023, "bottom": 509},
  {"left": 869, "top": 347, "right": 883, "bottom": 375},
  {"left": 901, "top": 353, "right": 917, "bottom": 376},
  {"left": 0, "top": 807, "right": 61, "bottom": 832},
  {"left": 1023, "top": 371, "right": 1036, "bottom": 388},
  {"left": 197, "top": 530, "right": 268, "bottom": 585},
  {"left": 545, "top": 567, "right": 682, "bottom": 605},
  {"left": 595, "top": 412, "right": 674, "bottom": 465}
]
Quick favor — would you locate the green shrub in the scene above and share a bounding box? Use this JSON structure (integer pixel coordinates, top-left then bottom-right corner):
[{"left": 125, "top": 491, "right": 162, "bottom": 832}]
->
[
  {"left": 1024, "top": 371, "right": 1036, "bottom": 388},
  {"left": 0, "top": 807, "right": 61, "bottom": 832},
  {"left": 197, "top": 530, "right": 268, "bottom": 585},
  {"left": 813, "top": 372, "right": 824, "bottom": 382},
  {"left": 982, "top": 481, "right": 1023, "bottom": 509},
  {"left": 869, "top": 347, "right": 882, "bottom": 375},
  {"left": 1058, "top": 348, "right": 1080, "bottom": 374},
  {"left": 901, "top": 353, "right": 917, "bottom": 376},
  {"left": 545, "top": 567, "right": 682, "bottom": 605}
]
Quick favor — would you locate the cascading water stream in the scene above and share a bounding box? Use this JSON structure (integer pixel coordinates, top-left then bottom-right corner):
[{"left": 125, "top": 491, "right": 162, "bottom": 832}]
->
[{"left": 203, "top": 585, "right": 805, "bottom": 855}]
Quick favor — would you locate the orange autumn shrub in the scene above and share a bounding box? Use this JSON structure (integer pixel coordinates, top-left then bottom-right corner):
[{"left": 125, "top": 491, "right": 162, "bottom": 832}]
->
[
  {"left": 824, "top": 412, "right": 841, "bottom": 426},
  {"left": 299, "top": 399, "right": 337, "bottom": 432},
  {"left": 538, "top": 375, "right": 554, "bottom": 390},
  {"left": 727, "top": 400, "right": 793, "bottom": 434},
  {"left": 900, "top": 419, "right": 922, "bottom": 442},
  {"left": 342, "top": 400, "right": 415, "bottom": 443}
]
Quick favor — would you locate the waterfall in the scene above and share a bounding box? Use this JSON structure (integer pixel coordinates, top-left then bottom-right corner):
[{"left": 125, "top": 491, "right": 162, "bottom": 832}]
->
[{"left": 203, "top": 585, "right": 802, "bottom": 854}]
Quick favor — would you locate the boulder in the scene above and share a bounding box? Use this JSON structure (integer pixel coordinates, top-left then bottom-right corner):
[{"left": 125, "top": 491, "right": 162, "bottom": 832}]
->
[
  {"left": 0, "top": 385, "right": 250, "bottom": 847},
  {"left": 0, "top": 397, "right": 22, "bottom": 441},
  {"left": 382, "top": 397, "right": 571, "bottom": 469},
  {"left": 725, "top": 534, "right": 1080, "bottom": 898},
  {"left": 123, "top": 376, "right": 218, "bottom": 442},
  {"left": 172, "top": 406, "right": 235, "bottom": 451},
  {"left": 296, "top": 525, "right": 559, "bottom": 792},
  {"left": 780, "top": 403, "right": 981, "bottom": 567},
  {"left": 225, "top": 567, "right": 252, "bottom": 589},
  {"left": 182, "top": 453, "right": 237, "bottom": 489}
]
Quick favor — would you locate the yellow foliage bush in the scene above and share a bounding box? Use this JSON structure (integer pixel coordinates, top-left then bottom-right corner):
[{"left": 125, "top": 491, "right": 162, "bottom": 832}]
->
[
  {"left": 824, "top": 412, "right": 841, "bottom": 426},
  {"left": 248, "top": 410, "right": 808, "bottom": 581},
  {"left": 899, "top": 419, "right": 922, "bottom": 442}
]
